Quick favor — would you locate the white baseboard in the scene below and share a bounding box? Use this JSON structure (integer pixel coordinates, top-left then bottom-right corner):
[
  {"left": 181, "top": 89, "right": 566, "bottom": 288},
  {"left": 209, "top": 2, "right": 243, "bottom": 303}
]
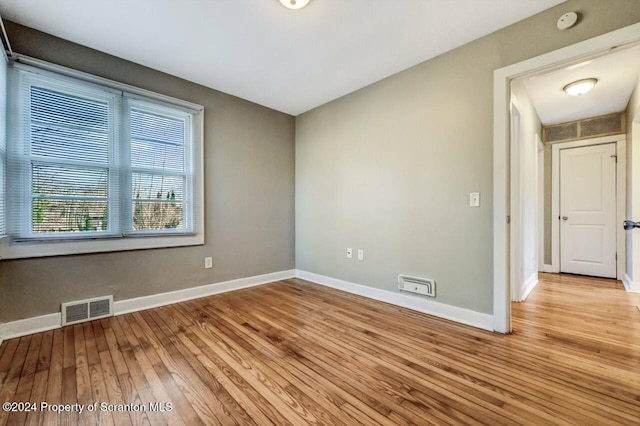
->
[
  {"left": 114, "top": 269, "right": 295, "bottom": 315},
  {"left": 295, "top": 270, "right": 494, "bottom": 331},
  {"left": 623, "top": 274, "right": 640, "bottom": 293},
  {"left": 0, "top": 313, "right": 61, "bottom": 341},
  {"left": 520, "top": 274, "right": 539, "bottom": 301},
  {"left": 0, "top": 269, "right": 296, "bottom": 342},
  {"left": 541, "top": 264, "right": 555, "bottom": 273}
]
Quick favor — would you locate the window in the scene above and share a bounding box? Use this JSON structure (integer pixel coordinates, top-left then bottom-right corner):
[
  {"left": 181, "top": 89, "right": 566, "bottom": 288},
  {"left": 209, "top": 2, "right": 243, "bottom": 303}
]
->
[
  {"left": 128, "top": 100, "right": 193, "bottom": 234},
  {"left": 23, "top": 80, "right": 118, "bottom": 237},
  {"left": 2, "top": 60, "right": 203, "bottom": 258}
]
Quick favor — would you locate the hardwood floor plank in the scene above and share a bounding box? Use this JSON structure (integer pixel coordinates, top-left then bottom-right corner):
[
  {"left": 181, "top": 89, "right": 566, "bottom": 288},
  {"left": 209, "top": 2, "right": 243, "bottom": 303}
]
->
[
  {"left": 115, "top": 315, "right": 186, "bottom": 426},
  {"left": 36, "top": 330, "right": 54, "bottom": 373},
  {"left": 213, "top": 290, "right": 456, "bottom": 425},
  {"left": 83, "top": 322, "right": 115, "bottom": 426},
  {"left": 6, "top": 334, "right": 41, "bottom": 425},
  {"left": 170, "top": 319, "right": 293, "bottom": 426},
  {"left": 59, "top": 367, "right": 77, "bottom": 426},
  {"left": 43, "top": 329, "right": 63, "bottom": 426},
  {"left": 200, "top": 299, "right": 373, "bottom": 424},
  {"left": 92, "top": 320, "right": 109, "bottom": 354},
  {"left": 251, "top": 286, "right": 506, "bottom": 413},
  {"left": 183, "top": 300, "right": 368, "bottom": 426},
  {"left": 145, "top": 307, "right": 253, "bottom": 426},
  {"left": 282, "top": 278, "right": 640, "bottom": 422},
  {"left": 160, "top": 314, "right": 276, "bottom": 425},
  {"left": 1, "top": 273, "right": 638, "bottom": 425},
  {"left": 0, "top": 336, "right": 32, "bottom": 425},
  {"left": 250, "top": 298, "right": 509, "bottom": 425},
  {"left": 169, "top": 302, "right": 319, "bottom": 425},
  {"left": 113, "top": 369, "right": 152, "bottom": 426},
  {"left": 101, "top": 322, "right": 129, "bottom": 377},
  {"left": 274, "top": 288, "right": 618, "bottom": 423},
  {"left": 0, "top": 339, "right": 20, "bottom": 379},
  {"left": 199, "top": 297, "right": 457, "bottom": 426},
  {"left": 131, "top": 310, "right": 217, "bottom": 426},
  {"left": 112, "top": 315, "right": 176, "bottom": 426},
  {"left": 25, "top": 369, "right": 48, "bottom": 425},
  {"left": 74, "top": 323, "right": 99, "bottom": 426},
  {"left": 97, "top": 352, "right": 129, "bottom": 426}
]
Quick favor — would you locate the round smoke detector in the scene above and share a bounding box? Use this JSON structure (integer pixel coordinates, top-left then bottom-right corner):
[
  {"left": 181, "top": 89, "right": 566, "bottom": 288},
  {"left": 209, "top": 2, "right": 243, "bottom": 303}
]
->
[{"left": 557, "top": 12, "right": 578, "bottom": 30}]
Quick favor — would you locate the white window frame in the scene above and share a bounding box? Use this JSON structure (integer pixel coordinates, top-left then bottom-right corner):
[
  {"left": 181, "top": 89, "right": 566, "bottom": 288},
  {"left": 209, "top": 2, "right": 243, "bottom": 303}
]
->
[
  {"left": 0, "top": 55, "right": 204, "bottom": 259},
  {"left": 124, "top": 97, "right": 195, "bottom": 237},
  {"left": 13, "top": 72, "right": 122, "bottom": 240}
]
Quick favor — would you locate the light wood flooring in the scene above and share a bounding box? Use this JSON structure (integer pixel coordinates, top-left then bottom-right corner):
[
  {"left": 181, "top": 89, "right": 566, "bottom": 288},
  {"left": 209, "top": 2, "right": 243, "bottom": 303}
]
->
[{"left": 1, "top": 273, "right": 639, "bottom": 425}]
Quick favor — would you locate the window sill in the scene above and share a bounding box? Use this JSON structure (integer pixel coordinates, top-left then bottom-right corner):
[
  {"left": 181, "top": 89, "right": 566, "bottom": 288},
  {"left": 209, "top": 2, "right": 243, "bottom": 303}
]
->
[{"left": 0, "top": 233, "right": 204, "bottom": 259}]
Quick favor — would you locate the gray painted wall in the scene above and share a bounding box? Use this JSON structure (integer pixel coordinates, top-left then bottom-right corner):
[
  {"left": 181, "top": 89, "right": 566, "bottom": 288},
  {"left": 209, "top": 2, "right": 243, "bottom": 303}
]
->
[
  {"left": 0, "top": 22, "right": 296, "bottom": 323},
  {"left": 296, "top": 0, "right": 640, "bottom": 315}
]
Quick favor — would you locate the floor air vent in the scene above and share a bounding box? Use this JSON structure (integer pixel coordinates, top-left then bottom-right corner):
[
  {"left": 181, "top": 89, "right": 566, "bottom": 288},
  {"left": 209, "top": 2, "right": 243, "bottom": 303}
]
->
[
  {"left": 398, "top": 275, "right": 436, "bottom": 297},
  {"left": 61, "top": 295, "right": 113, "bottom": 326}
]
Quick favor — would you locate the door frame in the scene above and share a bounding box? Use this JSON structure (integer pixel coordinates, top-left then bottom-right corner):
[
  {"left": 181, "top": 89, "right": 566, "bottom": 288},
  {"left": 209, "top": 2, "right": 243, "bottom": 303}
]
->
[
  {"left": 551, "top": 136, "right": 626, "bottom": 279},
  {"left": 537, "top": 134, "right": 545, "bottom": 273},
  {"left": 509, "top": 101, "right": 521, "bottom": 303},
  {"left": 493, "top": 22, "right": 640, "bottom": 333}
]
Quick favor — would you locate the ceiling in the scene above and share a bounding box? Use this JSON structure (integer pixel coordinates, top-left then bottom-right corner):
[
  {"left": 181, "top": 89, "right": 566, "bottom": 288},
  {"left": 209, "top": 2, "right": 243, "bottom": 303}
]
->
[
  {"left": 0, "top": 0, "right": 565, "bottom": 115},
  {"left": 518, "top": 44, "right": 640, "bottom": 125}
]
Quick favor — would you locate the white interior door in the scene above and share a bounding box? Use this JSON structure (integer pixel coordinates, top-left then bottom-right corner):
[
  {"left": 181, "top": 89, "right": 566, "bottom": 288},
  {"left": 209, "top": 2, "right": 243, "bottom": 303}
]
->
[{"left": 560, "top": 143, "right": 616, "bottom": 278}]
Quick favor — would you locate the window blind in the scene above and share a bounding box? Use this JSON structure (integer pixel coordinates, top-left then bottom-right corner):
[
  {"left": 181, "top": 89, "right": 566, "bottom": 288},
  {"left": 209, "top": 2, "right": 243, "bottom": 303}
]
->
[
  {"left": 127, "top": 100, "right": 191, "bottom": 233},
  {"left": 29, "top": 85, "right": 117, "bottom": 236},
  {"left": 6, "top": 63, "right": 196, "bottom": 242},
  {"left": 8, "top": 70, "right": 119, "bottom": 239}
]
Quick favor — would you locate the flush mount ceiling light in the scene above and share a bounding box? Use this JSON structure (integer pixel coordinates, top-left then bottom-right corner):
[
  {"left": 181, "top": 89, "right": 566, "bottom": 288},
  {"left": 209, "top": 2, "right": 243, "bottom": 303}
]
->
[
  {"left": 279, "top": 0, "right": 311, "bottom": 9},
  {"left": 563, "top": 78, "right": 598, "bottom": 96}
]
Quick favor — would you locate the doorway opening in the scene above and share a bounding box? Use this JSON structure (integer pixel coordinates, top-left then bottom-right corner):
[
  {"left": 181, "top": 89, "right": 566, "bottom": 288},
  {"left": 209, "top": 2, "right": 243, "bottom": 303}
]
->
[{"left": 493, "top": 22, "right": 640, "bottom": 333}]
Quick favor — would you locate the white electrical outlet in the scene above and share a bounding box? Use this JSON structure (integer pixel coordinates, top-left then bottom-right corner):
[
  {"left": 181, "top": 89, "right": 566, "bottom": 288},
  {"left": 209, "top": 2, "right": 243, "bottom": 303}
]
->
[
  {"left": 357, "top": 249, "right": 364, "bottom": 261},
  {"left": 204, "top": 257, "right": 213, "bottom": 269},
  {"left": 346, "top": 248, "right": 353, "bottom": 259},
  {"left": 469, "top": 192, "right": 480, "bottom": 207}
]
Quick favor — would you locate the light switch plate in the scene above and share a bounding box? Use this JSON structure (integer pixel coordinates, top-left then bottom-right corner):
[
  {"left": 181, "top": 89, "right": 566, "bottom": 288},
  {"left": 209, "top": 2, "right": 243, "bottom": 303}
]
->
[{"left": 469, "top": 192, "right": 480, "bottom": 207}]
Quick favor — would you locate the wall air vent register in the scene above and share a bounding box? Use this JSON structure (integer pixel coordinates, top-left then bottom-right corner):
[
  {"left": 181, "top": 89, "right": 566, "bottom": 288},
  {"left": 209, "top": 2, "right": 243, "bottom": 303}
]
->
[{"left": 61, "top": 295, "right": 113, "bottom": 326}]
